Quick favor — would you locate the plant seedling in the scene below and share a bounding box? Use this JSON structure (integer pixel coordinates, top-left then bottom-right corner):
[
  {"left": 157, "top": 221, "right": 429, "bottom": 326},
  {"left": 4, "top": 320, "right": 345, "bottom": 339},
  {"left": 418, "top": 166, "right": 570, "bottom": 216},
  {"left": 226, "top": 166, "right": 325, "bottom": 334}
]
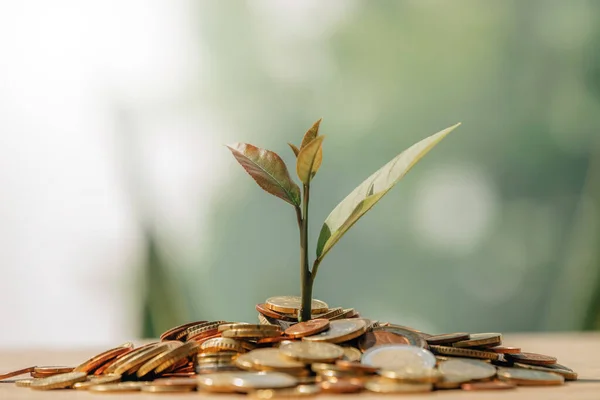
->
[{"left": 228, "top": 119, "right": 460, "bottom": 321}]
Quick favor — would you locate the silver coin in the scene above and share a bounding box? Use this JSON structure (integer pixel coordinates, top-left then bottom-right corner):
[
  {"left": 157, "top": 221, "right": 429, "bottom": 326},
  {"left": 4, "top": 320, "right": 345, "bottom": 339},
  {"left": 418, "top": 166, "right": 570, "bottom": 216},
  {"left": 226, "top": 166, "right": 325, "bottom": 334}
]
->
[
  {"left": 438, "top": 359, "right": 497, "bottom": 383},
  {"left": 361, "top": 344, "right": 436, "bottom": 370}
]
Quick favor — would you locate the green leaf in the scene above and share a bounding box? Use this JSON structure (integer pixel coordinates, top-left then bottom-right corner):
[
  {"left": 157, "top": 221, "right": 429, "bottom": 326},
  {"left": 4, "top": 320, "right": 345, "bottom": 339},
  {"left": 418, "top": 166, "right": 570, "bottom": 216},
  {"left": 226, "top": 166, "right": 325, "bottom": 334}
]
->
[
  {"left": 227, "top": 143, "right": 301, "bottom": 207},
  {"left": 296, "top": 136, "right": 325, "bottom": 184},
  {"left": 316, "top": 123, "right": 461, "bottom": 261},
  {"left": 288, "top": 143, "right": 300, "bottom": 158},
  {"left": 300, "top": 118, "right": 322, "bottom": 149}
]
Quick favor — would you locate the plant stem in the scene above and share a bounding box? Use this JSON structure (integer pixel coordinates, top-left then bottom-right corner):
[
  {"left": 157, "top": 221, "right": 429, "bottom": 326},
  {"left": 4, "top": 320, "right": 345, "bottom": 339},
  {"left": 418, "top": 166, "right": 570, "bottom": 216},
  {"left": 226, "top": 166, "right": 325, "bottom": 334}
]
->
[
  {"left": 311, "top": 258, "right": 322, "bottom": 282},
  {"left": 299, "top": 184, "right": 313, "bottom": 322}
]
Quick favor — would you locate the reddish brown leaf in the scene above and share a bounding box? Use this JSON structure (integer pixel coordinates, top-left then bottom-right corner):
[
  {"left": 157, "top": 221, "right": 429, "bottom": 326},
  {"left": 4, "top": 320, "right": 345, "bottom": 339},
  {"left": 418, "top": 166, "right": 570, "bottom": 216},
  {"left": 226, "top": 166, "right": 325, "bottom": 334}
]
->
[{"left": 227, "top": 143, "right": 301, "bottom": 206}]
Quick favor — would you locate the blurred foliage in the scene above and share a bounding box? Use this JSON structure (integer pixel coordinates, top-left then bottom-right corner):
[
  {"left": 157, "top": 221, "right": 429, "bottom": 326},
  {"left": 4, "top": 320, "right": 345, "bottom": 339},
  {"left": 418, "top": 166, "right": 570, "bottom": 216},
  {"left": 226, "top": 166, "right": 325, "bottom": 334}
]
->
[{"left": 138, "top": 0, "right": 600, "bottom": 335}]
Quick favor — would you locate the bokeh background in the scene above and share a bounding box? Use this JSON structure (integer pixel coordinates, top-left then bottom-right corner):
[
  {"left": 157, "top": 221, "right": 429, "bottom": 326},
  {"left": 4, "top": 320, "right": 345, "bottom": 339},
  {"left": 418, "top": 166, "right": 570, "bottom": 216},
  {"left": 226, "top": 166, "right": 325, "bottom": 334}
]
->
[{"left": 0, "top": 0, "right": 599, "bottom": 348}]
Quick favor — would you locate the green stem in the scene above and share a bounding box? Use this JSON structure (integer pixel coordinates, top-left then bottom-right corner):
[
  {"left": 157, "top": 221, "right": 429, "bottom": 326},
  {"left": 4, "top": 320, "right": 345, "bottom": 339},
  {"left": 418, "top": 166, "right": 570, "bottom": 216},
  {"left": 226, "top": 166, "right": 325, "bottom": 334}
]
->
[
  {"left": 311, "top": 258, "right": 322, "bottom": 282},
  {"left": 299, "top": 184, "right": 312, "bottom": 321}
]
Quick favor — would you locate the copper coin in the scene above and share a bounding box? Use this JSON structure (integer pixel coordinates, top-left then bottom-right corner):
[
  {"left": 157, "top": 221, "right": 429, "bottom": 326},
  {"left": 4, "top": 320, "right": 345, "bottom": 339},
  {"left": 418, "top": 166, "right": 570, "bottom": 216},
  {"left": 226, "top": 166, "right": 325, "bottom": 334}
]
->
[
  {"left": 31, "top": 366, "right": 74, "bottom": 378},
  {"left": 257, "top": 336, "right": 295, "bottom": 345},
  {"left": 358, "top": 331, "right": 410, "bottom": 351},
  {"left": 426, "top": 332, "right": 469, "bottom": 345},
  {"left": 160, "top": 321, "right": 206, "bottom": 341},
  {"left": 256, "top": 303, "right": 296, "bottom": 322},
  {"left": 506, "top": 352, "right": 557, "bottom": 365},
  {"left": 94, "top": 348, "right": 135, "bottom": 375},
  {"left": 191, "top": 333, "right": 222, "bottom": 346},
  {"left": 0, "top": 367, "right": 35, "bottom": 381},
  {"left": 335, "top": 360, "right": 378, "bottom": 374},
  {"left": 161, "top": 358, "right": 190, "bottom": 374},
  {"left": 188, "top": 329, "right": 221, "bottom": 342},
  {"left": 373, "top": 325, "right": 428, "bottom": 348},
  {"left": 461, "top": 381, "right": 516, "bottom": 391},
  {"left": 320, "top": 379, "right": 363, "bottom": 393},
  {"left": 490, "top": 346, "right": 521, "bottom": 354},
  {"left": 285, "top": 319, "right": 329, "bottom": 338},
  {"left": 75, "top": 346, "right": 132, "bottom": 374}
]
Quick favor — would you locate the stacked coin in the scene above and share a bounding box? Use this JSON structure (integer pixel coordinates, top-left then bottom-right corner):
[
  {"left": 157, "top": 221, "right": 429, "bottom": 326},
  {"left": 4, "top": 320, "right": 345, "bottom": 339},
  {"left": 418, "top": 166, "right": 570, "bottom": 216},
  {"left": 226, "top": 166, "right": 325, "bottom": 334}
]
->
[
  {"left": 3, "top": 295, "right": 578, "bottom": 395},
  {"left": 196, "top": 352, "right": 241, "bottom": 374}
]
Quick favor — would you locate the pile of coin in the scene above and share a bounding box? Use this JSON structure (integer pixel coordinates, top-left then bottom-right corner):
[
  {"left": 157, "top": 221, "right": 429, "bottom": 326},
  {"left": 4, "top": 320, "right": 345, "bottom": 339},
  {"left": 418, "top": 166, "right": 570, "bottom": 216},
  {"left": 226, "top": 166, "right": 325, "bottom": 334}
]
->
[{"left": 0, "top": 295, "right": 578, "bottom": 395}]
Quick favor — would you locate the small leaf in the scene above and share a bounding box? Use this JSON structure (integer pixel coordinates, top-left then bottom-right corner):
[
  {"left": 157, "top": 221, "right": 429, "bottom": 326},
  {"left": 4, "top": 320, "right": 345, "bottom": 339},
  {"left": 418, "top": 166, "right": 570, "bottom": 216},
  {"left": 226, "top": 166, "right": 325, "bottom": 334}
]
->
[
  {"left": 296, "top": 136, "right": 325, "bottom": 184},
  {"left": 288, "top": 143, "right": 300, "bottom": 158},
  {"left": 227, "top": 143, "right": 301, "bottom": 207},
  {"left": 316, "top": 123, "right": 461, "bottom": 261},
  {"left": 300, "top": 118, "right": 322, "bottom": 149}
]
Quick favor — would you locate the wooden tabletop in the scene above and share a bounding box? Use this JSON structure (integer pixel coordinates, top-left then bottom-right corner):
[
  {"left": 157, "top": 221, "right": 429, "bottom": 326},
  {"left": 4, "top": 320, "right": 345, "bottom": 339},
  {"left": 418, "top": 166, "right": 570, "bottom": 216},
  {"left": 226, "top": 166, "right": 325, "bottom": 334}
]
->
[{"left": 1, "top": 333, "right": 599, "bottom": 399}]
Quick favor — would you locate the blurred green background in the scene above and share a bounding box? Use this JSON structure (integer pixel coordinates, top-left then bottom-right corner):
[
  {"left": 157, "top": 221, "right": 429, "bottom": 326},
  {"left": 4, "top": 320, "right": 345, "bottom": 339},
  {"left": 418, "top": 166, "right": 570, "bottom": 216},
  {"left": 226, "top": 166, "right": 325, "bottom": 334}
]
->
[
  {"left": 0, "top": 1, "right": 598, "bottom": 346},
  {"left": 137, "top": 0, "right": 600, "bottom": 337}
]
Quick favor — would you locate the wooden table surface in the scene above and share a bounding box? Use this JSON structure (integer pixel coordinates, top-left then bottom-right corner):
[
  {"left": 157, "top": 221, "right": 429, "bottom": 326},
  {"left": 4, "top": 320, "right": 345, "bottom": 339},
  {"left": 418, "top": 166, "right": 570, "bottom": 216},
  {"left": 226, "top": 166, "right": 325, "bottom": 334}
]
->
[{"left": 1, "top": 333, "right": 599, "bottom": 399}]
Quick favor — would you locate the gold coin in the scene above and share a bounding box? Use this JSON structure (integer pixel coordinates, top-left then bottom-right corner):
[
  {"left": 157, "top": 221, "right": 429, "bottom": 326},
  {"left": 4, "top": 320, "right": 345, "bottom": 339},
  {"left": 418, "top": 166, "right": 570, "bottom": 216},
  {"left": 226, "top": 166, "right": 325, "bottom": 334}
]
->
[
  {"left": 236, "top": 348, "right": 305, "bottom": 372},
  {"left": 102, "top": 343, "right": 158, "bottom": 374},
  {"left": 222, "top": 329, "right": 282, "bottom": 339},
  {"left": 361, "top": 345, "right": 437, "bottom": 370},
  {"left": 341, "top": 346, "right": 362, "bottom": 362},
  {"left": 365, "top": 377, "right": 433, "bottom": 393},
  {"left": 426, "top": 332, "right": 469, "bottom": 345},
  {"left": 110, "top": 341, "right": 181, "bottom": 375},
  {"left": 231, "top": 371, "right": 298, "bottom": 392},
  {"left": 378, "top": 368, "right": 442, "bottom": 383},
  {"left": 329, "top": 308, "right": 356, "bottom": 320},
  {"left": 434, "top": 379, "right": 463, "bottom": 389},
  {"left": 141, "top": 384, "right": 194, "bottom": 393},
  {"left": 513, "top": 362, "right": 578, "bottom": 381},
  {"left": 302, "top": 319, "right": 367, "bottom": 344},
  {"left": 201, "top": 337, "right": 246, "bottom": 353},
  {"left": 497, "top": 367, "right": 565, "bottom": 386},
  {"left": 250, "top": 384, "right": 321, "bottom": 399},
  {"left": 137, "top": 341, "right": 200, "bottom": 377},
  {"left": 438, "top": 359, "right": 496, "bottom": 382},
  {"left": 198, "top": 351, "right": 239, "bottom": 359},
  {"left": 30, "top": 371, "right": 87, "bottom": 390},
  {"left": 185, "top": 320, "right": 228, "bottom": 340},
  {"left": 453, "top": 333, "right": 502, "bottom": 348},
  {"left": 265, "top": 296, "right": 328, "bottom": 315},
  {"left": 87, "top": 381, "right": 148, "bottom": 392},
  {"left": 279, "top": 341, "right": 344, "bottom": 363},
  {"left": 257, "top": 313, "right": 280, "bottom": 327},
  {"left": 429, "top": 345, "right": 499, "bottom": 360},
  {"left": 160, "top": 320, "right": 207, "bottom": 341},
  {"left": 316, "top": 307, "right": 344, "bottom": 320},
  {"left": 73, "top": 374, "right": 122, "bottom": 389},
  {"left": 14, "top": 379, "right": 34, "bottom": 387},
  {"left": 152, "top": 377, "right": 198, "bottom": 387}
]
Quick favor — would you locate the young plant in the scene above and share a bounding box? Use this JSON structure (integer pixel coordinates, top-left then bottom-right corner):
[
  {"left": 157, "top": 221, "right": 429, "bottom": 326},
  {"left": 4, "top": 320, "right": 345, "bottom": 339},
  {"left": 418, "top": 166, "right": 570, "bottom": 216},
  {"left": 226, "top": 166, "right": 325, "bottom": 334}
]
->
[{"left": 227, "top": 120, "right": 460, "bottom": 322}]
